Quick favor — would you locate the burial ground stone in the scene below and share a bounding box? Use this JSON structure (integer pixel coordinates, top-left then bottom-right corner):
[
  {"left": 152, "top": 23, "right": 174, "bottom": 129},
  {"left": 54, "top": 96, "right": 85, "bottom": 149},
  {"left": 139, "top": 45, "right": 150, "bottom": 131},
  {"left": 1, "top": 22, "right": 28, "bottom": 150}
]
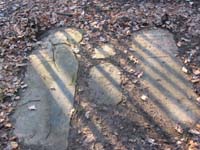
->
[
  {"left": 88, "top": 63, "right": 122, "bottom": 105},
  {"left": 12, "top": 28, "right": 82, "bottom": 150},
  {"left": 131, "top": 28, "right": 200, "bottom": 132}
]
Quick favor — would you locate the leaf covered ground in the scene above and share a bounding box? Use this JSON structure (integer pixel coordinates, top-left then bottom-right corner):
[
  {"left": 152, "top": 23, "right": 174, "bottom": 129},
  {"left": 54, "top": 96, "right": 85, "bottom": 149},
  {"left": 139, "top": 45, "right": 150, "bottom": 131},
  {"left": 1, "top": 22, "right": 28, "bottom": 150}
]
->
[{"left": 0, "top": 0, "right": 200, "bottom": 149}]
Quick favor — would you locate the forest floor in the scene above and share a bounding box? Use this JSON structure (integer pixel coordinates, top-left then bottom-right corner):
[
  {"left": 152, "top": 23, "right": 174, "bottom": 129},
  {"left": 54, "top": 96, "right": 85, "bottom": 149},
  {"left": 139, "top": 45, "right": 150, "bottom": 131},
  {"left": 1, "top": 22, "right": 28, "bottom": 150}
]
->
[{"left": 0, "top": 0, "right": 200, "bottom": 150}]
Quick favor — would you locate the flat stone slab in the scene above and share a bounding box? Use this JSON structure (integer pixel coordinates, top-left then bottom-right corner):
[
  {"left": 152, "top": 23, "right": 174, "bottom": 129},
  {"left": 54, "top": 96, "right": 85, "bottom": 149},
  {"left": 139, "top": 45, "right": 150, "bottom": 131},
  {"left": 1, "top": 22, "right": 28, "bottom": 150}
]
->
[
  {"left": 12, "top": 28, "right": 82, "bottom": 150},
  {"left": 131, "top": 29, "right": 200, "bottom": 131},
  {"left": 88, "top": 63, "right": 122, "bottom": 105},
  {"left": 92, "top": 44, "right": 116, "bottom": 59}
]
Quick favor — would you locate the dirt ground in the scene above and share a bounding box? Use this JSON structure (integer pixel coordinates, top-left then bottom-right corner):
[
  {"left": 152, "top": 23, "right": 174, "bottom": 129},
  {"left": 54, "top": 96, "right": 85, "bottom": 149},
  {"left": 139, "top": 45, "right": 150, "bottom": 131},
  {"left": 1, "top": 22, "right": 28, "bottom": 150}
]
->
[
  {"left": 0, "top": 0, "right": 200, "bottom": 149},
  {"left": 67, "top": 31, "right": 185, "bottom": 150}
]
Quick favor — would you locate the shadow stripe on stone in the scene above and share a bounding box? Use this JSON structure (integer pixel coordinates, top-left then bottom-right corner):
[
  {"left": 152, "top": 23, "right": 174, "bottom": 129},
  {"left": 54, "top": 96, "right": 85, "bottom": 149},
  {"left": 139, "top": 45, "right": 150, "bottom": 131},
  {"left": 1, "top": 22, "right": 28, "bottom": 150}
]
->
[
  {"left": 131, "top": 28, "right": 200, "bottom": 132},
  {"left": 12, "top": 28, "right": 82, "bottom": 150}
]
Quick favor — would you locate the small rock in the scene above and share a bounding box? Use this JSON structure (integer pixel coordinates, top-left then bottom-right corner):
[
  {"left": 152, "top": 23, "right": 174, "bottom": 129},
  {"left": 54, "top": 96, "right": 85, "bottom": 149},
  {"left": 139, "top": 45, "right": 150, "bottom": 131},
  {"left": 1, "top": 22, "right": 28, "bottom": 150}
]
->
[
  {"left": 15, "top": 96, "right": 20, "bottom": 100},
  {"left": 147, "top": 138, "right": 156, "bottom": 145},
  {"left": 99, "top": 36, "right": 106, "bottom": 42},
  {"left": 175, "top": 124, "right": 183, "bottom": 133},
  {"left": 197, "top": 97, "right": 200, "bottom": 102},
  {"left": 50, "top": 87, "right": 56, "bottom": 91},
  {"left": 189, "top": 1, "right": 194, "bottom": 5},
  {"left": 128, "top": 48, "right": 135, "bottom": 51},
  {"left": 182, "top": 66, "right": 188, "bottom": 73},
  {"left": 73, "top": 47, "right": 80, "bottom": 54},
  {"left": 177, "top": 41, "right": 182, "bottom": 47},
  {"left": 76, "top": 54, "right": 81, "bottom": 58},
  {"left": 141, "top": 95, "right": 148, "bottom": 101},
  {"left": 128, "top": 139, "right": 134, "bottom": 143},
  {"left": 176, "top": 140, "right": 182, "bottom": 145},
  {"left": 28, "top": 105, "right": 36, "bottom": 110},
  {"left": 21, "top": 84, "right": 28, "bottom": 89}
]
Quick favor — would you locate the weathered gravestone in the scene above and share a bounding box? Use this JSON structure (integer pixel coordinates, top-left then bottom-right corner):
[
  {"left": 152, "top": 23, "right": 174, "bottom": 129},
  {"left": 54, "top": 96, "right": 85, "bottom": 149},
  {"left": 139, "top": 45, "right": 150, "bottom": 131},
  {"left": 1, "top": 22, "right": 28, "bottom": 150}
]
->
[
  {"left": 131, "top": 28, "right": 200, "bottom": 134},
  {"left": 88, "top": 63, "right": 122, "bottom": 105},
  {"left": 12, "top": 28, "right": 82, "bottom": 150},
  {"left": 92, "top": 44, "right": 116, "bottom": 59}
]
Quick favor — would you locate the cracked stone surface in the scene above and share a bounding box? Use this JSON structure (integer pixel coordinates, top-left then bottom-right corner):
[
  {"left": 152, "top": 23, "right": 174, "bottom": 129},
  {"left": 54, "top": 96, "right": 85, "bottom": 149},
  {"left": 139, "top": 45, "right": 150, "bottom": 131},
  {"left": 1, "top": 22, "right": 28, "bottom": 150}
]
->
[
  {"left": 88, "top": 63, "right": 122, "bottom": 105},
  {"left": 12, "top": 28, "right": 82, "bottom": 150},
  {"left": 131, "top": 29, "right": 200, "bottom": 131},
  {"left": 92, "top": 44, "right": 116, "bottom": 59}
]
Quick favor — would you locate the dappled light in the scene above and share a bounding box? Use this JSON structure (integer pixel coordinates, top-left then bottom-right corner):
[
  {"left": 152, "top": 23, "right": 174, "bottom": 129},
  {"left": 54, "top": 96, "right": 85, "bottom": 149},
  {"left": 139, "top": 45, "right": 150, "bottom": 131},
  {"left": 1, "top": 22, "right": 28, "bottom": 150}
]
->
[
  {"left": 131, "top": 29, "right": 200, "bottom": 130},
  {"left": 1, "top": 1, "right": 200, "bottom": 150},
  {"left": 12, "top": 28, "right": 200, "bottom": 150}
]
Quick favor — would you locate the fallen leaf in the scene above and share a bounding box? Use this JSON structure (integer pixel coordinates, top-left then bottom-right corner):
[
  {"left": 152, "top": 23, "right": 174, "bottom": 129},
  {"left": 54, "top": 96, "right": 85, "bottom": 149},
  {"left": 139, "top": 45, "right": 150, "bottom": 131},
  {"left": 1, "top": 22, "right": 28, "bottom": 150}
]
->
[
  {"left": 4, "top": 123, "right": 12, "bottom": 128},
  {"left": 175, "top": 124, "right": 183, "bottom": 133},
  {"left": 188, "top": 129, "right": 200, "bottom": 135},
  {"left": 188, "top": 140, "right": 199, "bottom": 150},
  {"left": 193, "top": 69, "right": 200, "bottom": 75}
]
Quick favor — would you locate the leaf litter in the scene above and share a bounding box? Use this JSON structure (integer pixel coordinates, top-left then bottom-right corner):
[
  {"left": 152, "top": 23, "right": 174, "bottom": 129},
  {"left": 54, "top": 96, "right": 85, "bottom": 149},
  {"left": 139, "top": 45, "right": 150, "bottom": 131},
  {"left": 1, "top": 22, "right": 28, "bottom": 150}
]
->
[{"left": 0, "top": 0, "right": 200, "bottom": 149}]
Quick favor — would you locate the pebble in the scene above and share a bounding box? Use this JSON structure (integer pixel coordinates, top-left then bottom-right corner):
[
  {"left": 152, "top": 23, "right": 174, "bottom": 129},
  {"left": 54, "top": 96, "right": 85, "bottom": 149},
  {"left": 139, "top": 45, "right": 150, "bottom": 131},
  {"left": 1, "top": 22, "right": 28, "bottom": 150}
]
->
[
  {"left": 182, "top": 66, "right": 188, "bottom": 73},
  {"left": 28, "top": 105, "right": 36, "bottom": 111},
  {"left": 141, "top": 95, "right": 148, "bottom": 101}
]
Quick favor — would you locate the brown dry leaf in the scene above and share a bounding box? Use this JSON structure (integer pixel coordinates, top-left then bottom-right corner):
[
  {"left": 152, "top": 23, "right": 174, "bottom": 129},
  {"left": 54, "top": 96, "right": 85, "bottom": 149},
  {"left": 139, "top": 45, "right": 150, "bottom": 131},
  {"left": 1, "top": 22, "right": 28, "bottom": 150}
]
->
[
  {"left": 193, "top": 69, "right": 200, "bottom": 76},
  {"left": 191, "top": 79, "right": 200, "bottom": 83},
  {"left": 188, "top": 140, "right": 199, "bottom": 150},
  {"left": 4, "top": 123, "right": 12, "bottom": 128},
  {"left": 175, "top": 124, "right": 183, "bottom": 134}
]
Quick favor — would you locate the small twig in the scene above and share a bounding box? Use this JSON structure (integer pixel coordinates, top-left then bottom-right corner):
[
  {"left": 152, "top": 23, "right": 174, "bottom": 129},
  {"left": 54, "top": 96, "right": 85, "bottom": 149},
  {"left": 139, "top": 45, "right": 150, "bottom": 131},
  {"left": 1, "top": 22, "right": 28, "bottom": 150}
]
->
[
  {"left": 56, "top": 12, "right": 73, "bottom": 17},
  {"left": 146, "top": 56, "right": 169, "bottom": 58},
  {"left": 17, "top": 99, "right": 40, "bottom": 107},
  {"left": 45, "top": 124, "right": 52, "bottom": 139}
]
